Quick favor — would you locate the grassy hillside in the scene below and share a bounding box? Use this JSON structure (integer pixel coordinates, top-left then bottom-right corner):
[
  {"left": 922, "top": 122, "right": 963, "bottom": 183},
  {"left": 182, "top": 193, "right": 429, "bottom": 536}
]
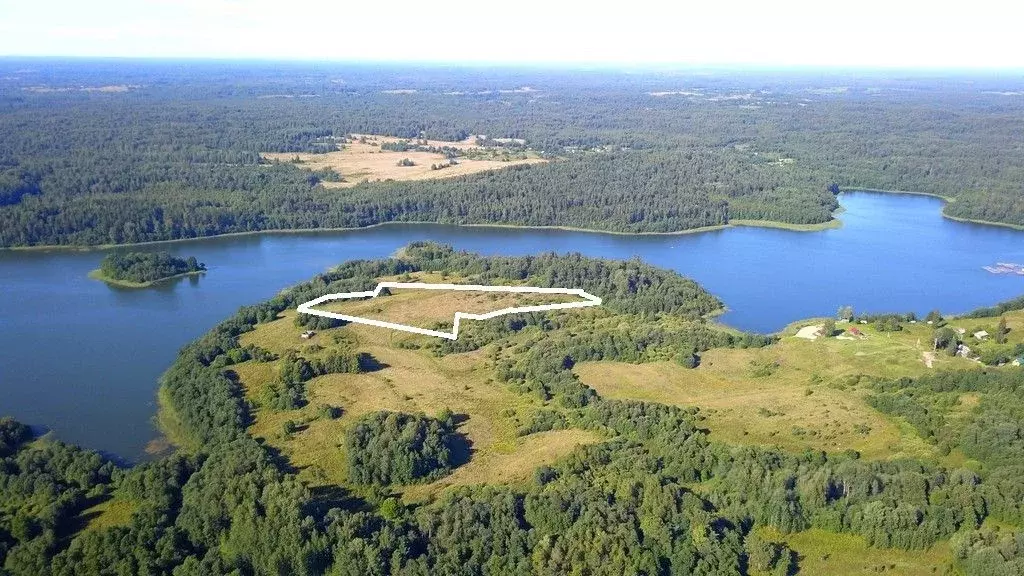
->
[
  {"left": 235, "top": 275, "right": 604, "bottom": 500},
  {"left": 575, "top": 316, "right": 987, "bottom": 460}
]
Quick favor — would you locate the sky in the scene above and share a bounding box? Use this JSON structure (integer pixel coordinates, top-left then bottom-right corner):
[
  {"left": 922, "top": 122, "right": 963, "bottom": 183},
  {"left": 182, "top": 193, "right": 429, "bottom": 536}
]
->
[{"left": 1, "top": 0, "right": 1022, "bottom": 69}]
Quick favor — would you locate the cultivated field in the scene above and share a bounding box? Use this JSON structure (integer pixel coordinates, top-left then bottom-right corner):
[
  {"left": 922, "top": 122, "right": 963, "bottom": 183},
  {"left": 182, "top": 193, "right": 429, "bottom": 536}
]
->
[{"left": 263, "top": 133, "right": 546, "bottom": 188}]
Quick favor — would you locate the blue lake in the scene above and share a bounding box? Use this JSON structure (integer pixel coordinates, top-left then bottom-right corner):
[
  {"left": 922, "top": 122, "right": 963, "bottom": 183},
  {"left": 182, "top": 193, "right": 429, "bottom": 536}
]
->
[{"left": 1, "top": 191, "right": 1022, "bottom": 460}]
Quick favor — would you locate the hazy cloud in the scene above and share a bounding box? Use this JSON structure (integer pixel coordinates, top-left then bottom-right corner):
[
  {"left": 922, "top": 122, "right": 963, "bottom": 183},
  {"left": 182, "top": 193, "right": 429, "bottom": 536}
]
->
[{"left": 0, "top": 0, "right": 1021, "bottom": 68}]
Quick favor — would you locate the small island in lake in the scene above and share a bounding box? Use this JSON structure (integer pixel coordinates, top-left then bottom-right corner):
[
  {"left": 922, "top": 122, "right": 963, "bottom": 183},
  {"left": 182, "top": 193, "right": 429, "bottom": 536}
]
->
[{"left": 89, "top": 251, "right": 206, "bottom": 288}]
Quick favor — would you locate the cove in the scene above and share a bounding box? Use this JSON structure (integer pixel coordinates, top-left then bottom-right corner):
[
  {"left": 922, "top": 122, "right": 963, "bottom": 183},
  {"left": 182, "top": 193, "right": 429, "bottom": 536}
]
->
[{"left": 1, "top": 191, "right": 1022, "bottom": 460}]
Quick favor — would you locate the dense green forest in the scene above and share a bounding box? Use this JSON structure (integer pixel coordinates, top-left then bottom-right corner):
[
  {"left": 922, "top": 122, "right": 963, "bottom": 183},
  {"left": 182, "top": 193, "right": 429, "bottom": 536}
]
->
[
  {"left": 1, "top": 60, "right": 1023, "bottom": 246},
  {"left": 346, "top": 411, "right": 465, "bottom": 485},
  {"left": 95, "top": 251, "right": 205, "bottom": 285},
  {"left": 2, "top": 243, "right": 1023, "bottom": 574}
]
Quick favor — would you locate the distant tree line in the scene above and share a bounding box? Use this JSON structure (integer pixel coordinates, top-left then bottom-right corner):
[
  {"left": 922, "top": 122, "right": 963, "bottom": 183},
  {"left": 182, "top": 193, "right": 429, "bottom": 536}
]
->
[
  {"left": 962, "top": 294, "right": 1024, "bottom": 318},
  {"left": 3, "top": 62, "right": 1024, "bottom": 246}
]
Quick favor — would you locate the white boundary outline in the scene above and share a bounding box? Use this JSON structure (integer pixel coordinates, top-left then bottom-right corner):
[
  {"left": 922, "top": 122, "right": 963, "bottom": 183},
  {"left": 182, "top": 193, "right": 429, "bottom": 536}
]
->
[{"left": 296, "top": 282, "right": 602, "bottom": 340}]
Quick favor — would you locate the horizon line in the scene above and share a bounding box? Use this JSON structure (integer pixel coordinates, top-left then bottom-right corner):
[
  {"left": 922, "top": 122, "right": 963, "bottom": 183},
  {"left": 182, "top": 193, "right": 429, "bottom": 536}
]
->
[{"left": 2, "top": 55, "right": 1023, "bottom": 74}]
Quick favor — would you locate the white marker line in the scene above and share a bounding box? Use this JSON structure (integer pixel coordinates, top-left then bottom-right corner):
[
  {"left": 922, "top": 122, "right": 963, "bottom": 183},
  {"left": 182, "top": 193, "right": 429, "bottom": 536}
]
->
[{"left": 296, "top": 282, "right": 602, "bottom": 340}]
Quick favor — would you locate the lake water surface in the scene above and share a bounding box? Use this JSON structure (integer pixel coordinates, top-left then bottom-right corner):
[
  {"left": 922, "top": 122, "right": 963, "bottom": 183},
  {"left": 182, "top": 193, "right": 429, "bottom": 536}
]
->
[{"left": 1, "top": 191, "right": 1022, "bottom": 460}]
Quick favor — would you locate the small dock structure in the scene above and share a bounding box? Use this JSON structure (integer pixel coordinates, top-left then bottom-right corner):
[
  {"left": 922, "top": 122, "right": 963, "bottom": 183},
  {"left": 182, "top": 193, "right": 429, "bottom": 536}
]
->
[{"left": 983, "top": 262, "right": 1024, "bottom": 275}]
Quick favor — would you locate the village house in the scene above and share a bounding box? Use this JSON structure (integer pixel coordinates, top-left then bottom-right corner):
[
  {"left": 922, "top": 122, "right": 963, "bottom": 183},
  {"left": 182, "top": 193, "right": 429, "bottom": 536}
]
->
[{"left": 973, "top": 330, "right": 989, "bottom": 340}]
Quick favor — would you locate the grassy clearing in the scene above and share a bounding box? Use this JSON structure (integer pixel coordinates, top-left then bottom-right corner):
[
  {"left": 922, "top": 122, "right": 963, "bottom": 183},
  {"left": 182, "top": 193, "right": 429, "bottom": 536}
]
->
[
  {"left": 316, "top": 287, "right": 583, "bottom": 331},
  {"left": 263, "top": 134, "right": 545, "bottom": 189},
  {"left": 576, "top": 319, "right": 986, "bottom": 460},
  {"left": 756, "top": 526, "right": 952, "bottom": 576},
  {"left": 575, "top": 357, "right": 917, "bottom": 459},
  {"left": 236, "top": 285, "right": 596, "bottom": 497},
  {"left": 957, "top": 308, "right": 1024, "bottom": 361},
  {"left": 80, "top": 496, "right": 136, "bottom": 533},
  {"left": 402, "top": 428, "right": 603, "bottom": 502}
]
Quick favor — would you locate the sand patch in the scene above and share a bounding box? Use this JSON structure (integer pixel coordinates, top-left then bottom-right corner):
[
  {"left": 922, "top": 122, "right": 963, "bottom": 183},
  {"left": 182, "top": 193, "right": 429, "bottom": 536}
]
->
[
  {"left": 796, "top": 325, "right": 823, "bottom": 340},
  {"left": 264, "top": 134, "right": 546, "bottom": 188}
]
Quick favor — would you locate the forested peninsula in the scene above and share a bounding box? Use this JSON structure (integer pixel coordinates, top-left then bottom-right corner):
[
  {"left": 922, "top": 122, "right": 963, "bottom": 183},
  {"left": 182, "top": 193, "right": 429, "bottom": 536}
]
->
[
  {"left": 90, "top": 251, "right": 205, "bottom": 287},
  {"left": 3, "top": 243, "right": 1024, "bottom": 575},
  {"left": 1, "top": 62, "right": 1023, "bottom": 247}
]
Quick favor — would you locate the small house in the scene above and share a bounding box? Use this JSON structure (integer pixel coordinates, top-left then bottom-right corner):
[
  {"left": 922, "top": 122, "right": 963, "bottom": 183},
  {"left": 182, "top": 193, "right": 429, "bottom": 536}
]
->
[
  {"left": 300, "top": 330, "right": 316, "bottom": 339},
  {"left": 973, "top": 330, "right": 990, "bottom": 341},
  {"left": 849, "top": 327, "right": 863, "bottom": 337},
  {"left": 957, "top": 344, "right": 972, "bottom": 358}
]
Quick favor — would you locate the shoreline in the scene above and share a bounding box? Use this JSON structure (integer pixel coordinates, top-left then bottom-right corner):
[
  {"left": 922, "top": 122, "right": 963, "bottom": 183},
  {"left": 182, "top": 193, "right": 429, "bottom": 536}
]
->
[
  {"left": 2, "top": 217, "right": 842, "bottom": 252},
  {"left": 729, "top": 218, "right": 842, "bottom": 232},
  {"left": 153, "top": 386, "right": 198, "bottom": 453},
  {"left": 839, "top": 187, "right": 953, "bottom": 202},
  {"left": 841, "top": 187, "right": 1024, "bottom": 232},
  {"left": 88, "top": 269, "right": 205, "bottom": 288},
  {"left": 4, "top": 188, "right": 1021, "bottom": 252},
  {"left": 942, "top": 212, "right": 1024, "bottom": 232}
]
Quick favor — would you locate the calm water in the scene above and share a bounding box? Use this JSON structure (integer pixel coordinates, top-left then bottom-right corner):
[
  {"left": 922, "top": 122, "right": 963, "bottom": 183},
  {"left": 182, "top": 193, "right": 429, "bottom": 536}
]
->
[{"left": 1, "top": 191, "right": 1023, "bottom": 460}]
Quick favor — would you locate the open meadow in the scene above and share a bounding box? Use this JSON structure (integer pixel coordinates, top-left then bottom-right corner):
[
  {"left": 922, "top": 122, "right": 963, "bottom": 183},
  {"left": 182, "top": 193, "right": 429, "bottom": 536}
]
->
[
  {"left": 575, "top": 316, "right": 990, "bottom": 461},
  {"left": 236, "top": 274, "right": 602, "bottom": 502},
  {"left": 313, "top": 284, "right": 585, "bottom": 332},
  {"left": 263, "top": 133, "right": 546, "bottom": 188}
]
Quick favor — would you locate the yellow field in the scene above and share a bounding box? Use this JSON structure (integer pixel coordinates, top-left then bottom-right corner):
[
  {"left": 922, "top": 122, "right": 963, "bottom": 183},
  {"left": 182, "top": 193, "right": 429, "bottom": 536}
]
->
[
  {"left": 315, "top": 287, "right": 583, "bottom": 331},
  {"left": 576, "top": 318, "right": 987, "bottom": 460},
  {"left": 236, "top": 302, "right": 599, "bottom": 500},
  {"left": 401, "top": 428, "right": 603, "bottom": 501},
  {"left": 263, "top": 133, "right": 546, "bottom": 188}
]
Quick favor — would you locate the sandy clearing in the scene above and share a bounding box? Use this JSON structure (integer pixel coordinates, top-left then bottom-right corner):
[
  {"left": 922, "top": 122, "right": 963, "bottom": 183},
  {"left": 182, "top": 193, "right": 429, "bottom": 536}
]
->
[
  {"left": 264, "top": 134, "right": 546, "bottom": 188},
  {"left": 795, "top": 325, "right": 823, "bottom": 340}
]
